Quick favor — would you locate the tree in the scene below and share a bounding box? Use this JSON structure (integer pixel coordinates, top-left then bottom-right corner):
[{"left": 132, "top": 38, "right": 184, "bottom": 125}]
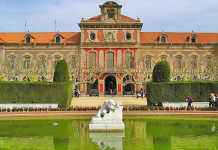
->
[
  {"left": 53, "top": 59, "right": 69, "bottom": 82},
  {"left": 152, "top": 61, "right": 171, "bottom": 83}
]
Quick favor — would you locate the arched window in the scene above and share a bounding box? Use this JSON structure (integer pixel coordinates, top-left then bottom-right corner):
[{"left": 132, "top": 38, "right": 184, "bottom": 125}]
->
[
  {"left": 26, "top": 37, "right": 30, "bottom": 43},
  {"left": 161, "top": 36, "right": 166, "bottom": 43},
  {"left": 56, "top": 36, "right": 60, "bottom": 43}
]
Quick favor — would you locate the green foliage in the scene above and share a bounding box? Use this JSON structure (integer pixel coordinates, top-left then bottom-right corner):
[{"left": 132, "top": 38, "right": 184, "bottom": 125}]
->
[
  {"left": 53, "top": 59, "right": 69, "bottom": 82},
  {"left": 0, "top": 82, "right": 72, "bottom": 107},
  {"left": 29, "top": 75, "right": 35, "bottom": 81},
  {"left": 148, "top": 78, "right": 153, "bottom": 82},
  {"left": 152, "top": 61, "right": 171, "bottom": 83},
  {"left": 146, "top": 81, "right": 218, "bottom": 106},
  {"left": 183, "top": 77, "right": 192, "bottom": 82},
  {"left": 0, "top": 76, "right": 4, "bottom": 81}
]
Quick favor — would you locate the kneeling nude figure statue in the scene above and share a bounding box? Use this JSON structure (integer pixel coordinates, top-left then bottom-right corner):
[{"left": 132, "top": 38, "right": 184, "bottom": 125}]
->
[{"left": 95, "top": 99, "right": 119, "bottom": 118}]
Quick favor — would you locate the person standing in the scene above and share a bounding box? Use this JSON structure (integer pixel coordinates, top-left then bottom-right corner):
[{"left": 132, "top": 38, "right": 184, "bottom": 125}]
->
[
  {"left": 140, "top": 88, "right": 144, "bottom": 99},
  {"left": 209, "top": 91, "right": 215, "bottom": 107},
  {"left": 186, "top": 93, "right": 192, "bottom": 109},
  {"left": 109, "top": 89, "right": 113, "bottom": 97}
]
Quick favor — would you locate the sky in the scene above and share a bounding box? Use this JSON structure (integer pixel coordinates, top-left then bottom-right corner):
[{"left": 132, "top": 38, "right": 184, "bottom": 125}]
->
[{"left": 0, "top": 0, "right": 217, "bottom": 33}]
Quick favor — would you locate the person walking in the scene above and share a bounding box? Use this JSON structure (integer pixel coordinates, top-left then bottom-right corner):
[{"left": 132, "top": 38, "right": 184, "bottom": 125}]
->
[
  {"left": 109, "top": 89, "right": 113, "bottom": 97},
  {"left": 140, "top": 88, "right": 144, "bottom": 99},
  {"left": 186, "top": 93, "right": 192, "bottom": 109}
]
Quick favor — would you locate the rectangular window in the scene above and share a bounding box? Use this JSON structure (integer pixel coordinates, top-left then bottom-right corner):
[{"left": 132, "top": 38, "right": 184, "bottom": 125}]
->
[
  {"left": 24, "top": 56, "right": 30, "bottom": 68},
  {"left": 39, "top": 55, "right": 46, "bottom": 68},
  {"left": 191, "top": 56, "right": 197, "bottom": 68},
  {"left": 176, "top": 57, "right": 182, "bottom": 69},
  {"left": 54, "top": 56, "right": 60, "bottom": 67},
  {"left": 70, "top": 56, "right": 75, "bottom": 68},
  {"left": 125, "top": 52, "right": 134, "bottom": 68},
  {"left": 161, "top": 56, "right": 167, "bottom": 62},
  {"left": 89, "top": 52, "right": 96, "bottom": 68},
  {"left": 10, "top": 56, "right": 15, "bottom": 68},
  {"left": 145, "top": 57, "right": 151, "bottom": 68},
  {"left": 206, "top": 57, "right": 211, "bottom": 69}
]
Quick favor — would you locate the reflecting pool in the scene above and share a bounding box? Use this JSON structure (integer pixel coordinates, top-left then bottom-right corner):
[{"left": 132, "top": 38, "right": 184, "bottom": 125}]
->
[{"left": 0, "top": 116, "right": 218, "bottom": 150}]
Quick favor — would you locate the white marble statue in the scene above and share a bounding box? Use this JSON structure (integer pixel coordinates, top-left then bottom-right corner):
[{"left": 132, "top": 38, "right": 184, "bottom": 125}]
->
[
  {"left": 89, "top": 99, "right": 124, "bottom": 131},
  {"left": 95, "top": 99, "right": 119, "bottom": 118}
]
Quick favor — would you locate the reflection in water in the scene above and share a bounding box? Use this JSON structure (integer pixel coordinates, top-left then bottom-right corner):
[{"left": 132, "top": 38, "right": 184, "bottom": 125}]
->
[
  {"left": 89, "top": 132, "right": 124, "bottom": 150},
  {"left": 0, "top": 118, "right": 218, "bottom": 149}
]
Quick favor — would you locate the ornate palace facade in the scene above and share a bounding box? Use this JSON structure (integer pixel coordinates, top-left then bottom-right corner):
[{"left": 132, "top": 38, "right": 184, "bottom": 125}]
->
[{"left": 0, "top": 1, "right": 218, "bottom": 94}]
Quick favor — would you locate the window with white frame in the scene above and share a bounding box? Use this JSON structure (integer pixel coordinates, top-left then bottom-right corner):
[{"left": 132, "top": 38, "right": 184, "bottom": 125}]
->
[
  {"left": 9, "top": 56, "right": 15, "bottom": 68},
  {"left": 144, "top": 56, "right": 151, "bottom": 68},
  {"left": 39, "top": 55, "right": 46, "bottom": 68},
  {"left": 26, "top": 37, "right": 30, "bottom": 43},
  {"left": 191, "top": 36, "right": 196, "bottom": 43},
  {"left": 54, "top": 56, "right": 60, "bottom": 67},
  {"left": 89, "top": 52, "right": 96, "bottom": 68},
  {"left": 161, "top": 56, "right": 167, "bottom": 61},
  {"left": 206, "top": 56, "right": 211, "bottom": 69},
  {"left": 24, "top": 56, "right": 30, "bottom": 68},
  {"left": 176, "top": 56, "right": 182, "bottom": 69},
  {"left": 191, "top": 56, "right": 197, "bottom": 68},
  {"left": 125, "top": 52, "right": 134, "bottom": 68},
  {"left": 161, "top": 36, "right": 166, "bottom": 43},
  {"left": 70, "top": 56, "right": 75, "bottom": 68},
  {"left": 56, "top": 36, "right": 60, "bottom": 43}
]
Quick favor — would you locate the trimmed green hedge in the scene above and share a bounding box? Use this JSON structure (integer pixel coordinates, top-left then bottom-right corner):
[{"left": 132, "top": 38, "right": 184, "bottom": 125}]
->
[
  {"left": 53, "top": 59, "right": 69, "bottom": 82},
  {"left": 146, "top": 81, "right": 218, "bottom": 106},
  {"left": 152, "top": 61, "right": 171, "bottom": 83},
  {"left": 0, "top": 82, "right": 72, "bottom": 107}
]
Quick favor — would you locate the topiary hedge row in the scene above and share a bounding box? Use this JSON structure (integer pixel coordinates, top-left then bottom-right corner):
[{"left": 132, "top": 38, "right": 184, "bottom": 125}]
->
[
  {"left": 0, "top": 82, "right": 72, "bottom": 107},
  {"left": 146, "top": 81, "right": 218, "bottom": 106}
]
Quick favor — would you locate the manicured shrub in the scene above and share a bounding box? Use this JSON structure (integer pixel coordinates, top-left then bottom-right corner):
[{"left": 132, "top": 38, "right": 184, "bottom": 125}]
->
[
  {"left": 53, "top": 59, "right": 69, "bottom": 82},
  {"left": 152, "top": 61, "right": 171, "bottom": 83},
  {"left": 146, "top": 81, "right": 218, "bottom": 106},
  {"left": 0, "top": 82, "right": 72, "bottom": 107}
]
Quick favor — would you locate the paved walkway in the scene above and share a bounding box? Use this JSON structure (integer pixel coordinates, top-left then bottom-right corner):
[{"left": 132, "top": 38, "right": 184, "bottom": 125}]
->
[
  {"left": 71, "top": 96, "right": 147, "bottom": 107},
  {"left": 1, "top": 111, "right": 218, "bottom": 117},
  {"left": 162, "top": 102, "right": 209, "bottom": 108}
]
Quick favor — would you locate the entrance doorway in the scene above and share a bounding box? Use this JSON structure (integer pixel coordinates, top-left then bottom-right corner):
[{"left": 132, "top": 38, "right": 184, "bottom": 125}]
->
[
  {"left": 105, "top": 75, "right": 116, "bottom": 95},
  {"left": 123, "top": 75, "right": 135, "bottom": 94}
]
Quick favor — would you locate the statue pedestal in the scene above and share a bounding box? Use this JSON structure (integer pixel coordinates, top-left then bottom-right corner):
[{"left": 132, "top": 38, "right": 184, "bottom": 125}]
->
[
  {"left": 89, "top": 132, "right": 124, "bottom": 150},
  {"left": 89, "top": 100, "right": 125, "bottom": 132},
  {"left": 89, "top": 123, "right": 124, "bottom": 132}
]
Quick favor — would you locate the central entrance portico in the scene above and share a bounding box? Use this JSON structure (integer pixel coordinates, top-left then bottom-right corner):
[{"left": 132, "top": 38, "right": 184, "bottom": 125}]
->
[{"left": 105, "top": 75, "right": 117, "bottom": 95}]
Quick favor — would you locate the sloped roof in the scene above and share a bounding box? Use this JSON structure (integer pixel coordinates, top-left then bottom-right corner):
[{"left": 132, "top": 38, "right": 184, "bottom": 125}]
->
[
  {"left": 84, "top": 14, "right": 137, "bottom": 22},
  {"left": 140, "top": 32, "right": 218, "bottom": 43},
  {"left": 0, "top": 32, "right": 81, "bottom": 43}
]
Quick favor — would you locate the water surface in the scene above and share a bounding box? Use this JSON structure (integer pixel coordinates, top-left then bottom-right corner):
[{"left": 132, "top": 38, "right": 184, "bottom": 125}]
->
[{"left": 0, "top": 116, "right": 217, "bottom": 150}]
